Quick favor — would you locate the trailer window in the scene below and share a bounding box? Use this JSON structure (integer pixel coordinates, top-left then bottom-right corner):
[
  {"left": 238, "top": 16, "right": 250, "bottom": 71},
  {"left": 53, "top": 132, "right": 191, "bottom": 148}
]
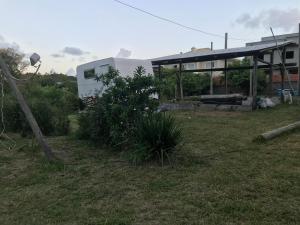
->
[{"left": 84, "top": 69, "right": 96, "bottom": 79}]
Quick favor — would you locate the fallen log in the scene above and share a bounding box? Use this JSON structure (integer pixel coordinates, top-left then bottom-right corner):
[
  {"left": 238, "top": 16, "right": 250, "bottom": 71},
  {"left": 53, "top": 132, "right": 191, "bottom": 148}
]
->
[{"left": 258, "top": 121, "right": 300, "bottom": 140}]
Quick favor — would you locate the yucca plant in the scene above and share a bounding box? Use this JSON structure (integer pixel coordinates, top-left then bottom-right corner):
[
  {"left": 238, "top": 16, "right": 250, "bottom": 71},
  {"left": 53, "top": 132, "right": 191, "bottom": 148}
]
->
[{"left": 134, "top": 113, "right": 182, "bottom": 165}]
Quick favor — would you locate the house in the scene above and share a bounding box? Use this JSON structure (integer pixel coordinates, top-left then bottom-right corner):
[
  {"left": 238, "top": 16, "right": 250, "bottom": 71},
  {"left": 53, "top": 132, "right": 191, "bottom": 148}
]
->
[
  {"left": 163, "top": 47, "right": 233, "bottom": 77},
  {"left": 246, "top": 33, "right": 299, "bottom": 89},
  {"left": 76, "top": 58, "right": 153, "bottom": 98}
]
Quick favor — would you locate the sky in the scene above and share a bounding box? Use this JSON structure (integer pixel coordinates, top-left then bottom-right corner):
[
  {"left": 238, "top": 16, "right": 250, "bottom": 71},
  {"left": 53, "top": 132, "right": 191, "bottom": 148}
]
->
[{"left": 0, "top": 0, "right": 299, "bottom": 75}]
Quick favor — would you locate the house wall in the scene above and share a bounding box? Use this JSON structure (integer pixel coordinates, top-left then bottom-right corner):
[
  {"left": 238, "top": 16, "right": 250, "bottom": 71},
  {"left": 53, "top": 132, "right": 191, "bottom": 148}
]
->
[{"left": 246, "top": 33, "right": 299, "bottom": 67}]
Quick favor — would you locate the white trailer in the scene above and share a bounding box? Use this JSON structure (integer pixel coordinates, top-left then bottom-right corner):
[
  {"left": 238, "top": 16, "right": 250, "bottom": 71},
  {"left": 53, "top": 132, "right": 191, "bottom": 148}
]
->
[{"left": 76, "top": 57, "right": 154, "bottom": 98}]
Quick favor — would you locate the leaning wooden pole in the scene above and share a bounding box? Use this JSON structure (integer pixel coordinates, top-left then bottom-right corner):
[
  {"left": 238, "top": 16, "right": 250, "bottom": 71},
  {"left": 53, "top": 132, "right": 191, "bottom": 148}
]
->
[{"left": 0, "top": 56, "right": 55, "bottom": 161}]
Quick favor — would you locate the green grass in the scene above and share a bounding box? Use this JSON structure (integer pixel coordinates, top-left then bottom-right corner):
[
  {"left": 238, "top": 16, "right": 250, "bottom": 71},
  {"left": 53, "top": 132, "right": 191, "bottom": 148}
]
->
[{"left": 1, "top": 105, "right": 300, "bottom": 225}]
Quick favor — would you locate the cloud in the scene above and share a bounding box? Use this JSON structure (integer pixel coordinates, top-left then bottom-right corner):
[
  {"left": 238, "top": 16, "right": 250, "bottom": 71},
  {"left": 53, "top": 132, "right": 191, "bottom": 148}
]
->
[
  {"left": 66, "top": 68, "right": 76, "bottom": 76},
  {"left": 77, "top": 57, "right": 86, "bottom": 62},
  {"left": 0, "top": 34, "right": 21, "bottom": 51},
  {"left": 116, "top": 48, "right": 132, "bottom": 58},
  {"left": 236, "top": 8, "right": 300, "bottom": 31},
  {"left": 62, "top": 46, "right": 89, "bottom": 56},
  {"left": 51, "top": 53, "right": 65, "bottom": 58}
]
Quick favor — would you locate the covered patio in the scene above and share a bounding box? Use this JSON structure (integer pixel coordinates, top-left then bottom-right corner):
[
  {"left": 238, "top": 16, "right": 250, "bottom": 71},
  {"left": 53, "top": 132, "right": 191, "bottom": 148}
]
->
[{"left": 152, "top": 41, "right": 298, "bottom": 109}]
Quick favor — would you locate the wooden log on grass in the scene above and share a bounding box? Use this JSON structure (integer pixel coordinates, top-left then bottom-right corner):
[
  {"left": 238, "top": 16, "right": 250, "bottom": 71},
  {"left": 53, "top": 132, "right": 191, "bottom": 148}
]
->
[{"left": 258, "top": 121, "right": 300, "bottom": 141}]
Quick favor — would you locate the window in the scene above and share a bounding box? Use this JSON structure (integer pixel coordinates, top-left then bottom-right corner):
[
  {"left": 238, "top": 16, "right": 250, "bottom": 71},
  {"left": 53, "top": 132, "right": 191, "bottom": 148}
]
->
[
  {"left": 185, "top": 63, "right": 196, "bottom": 70},
  {"left": 84, "top": 68, "right": 96, "bottom": 79},
  {"left": 286, "top": 51, "right": 294, "bottom": 59},
  {"left": 288, "top": 69, "right": 298, "bottom": 74}
]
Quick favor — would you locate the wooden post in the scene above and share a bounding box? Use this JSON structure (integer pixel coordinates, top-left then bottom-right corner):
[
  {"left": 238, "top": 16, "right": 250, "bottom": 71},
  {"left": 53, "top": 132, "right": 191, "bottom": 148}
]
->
[
  {"left": 249, "top": 56, "right": 253, "bottom": 97},
  {"left": 280, "top": 47, "right": 286, "bottom": 101},
  {"left": 158, "top": 65, "right": 161, "bottom": 100},
  {"left": 269, "top": 51, "right": 274, "bottom": 96},
  {"left": 252, "top": 55, "right": 258, "bottom": 109},
  {"left": 224, "top": 33, "right": 228, "bottom": 94},
  {"left": 210, "top": 42, "right": 214, "bottom": 95},
  {"left": 179, "top": 62, "right": 183, "bottom": 100},
  {"left": 0, "top": 56, "right": 55, "bottom": 161}
]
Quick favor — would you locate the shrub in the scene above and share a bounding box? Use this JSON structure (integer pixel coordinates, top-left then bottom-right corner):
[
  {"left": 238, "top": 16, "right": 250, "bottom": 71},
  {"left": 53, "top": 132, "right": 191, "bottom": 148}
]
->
[
  {"left": 77, "top": 67, "right": 182, "bottom": 164},
  {"left": 78, "top": 67, "right": 158, "bottom": 146},
  {"left": 130, "top": 113, "right": 182, "bottom": 165},
  {"left": 156, "top": 68, "right": 210, "bottom": 99},
  {"left": 1, "top": 79, "right": 78, "bottom": 136}
]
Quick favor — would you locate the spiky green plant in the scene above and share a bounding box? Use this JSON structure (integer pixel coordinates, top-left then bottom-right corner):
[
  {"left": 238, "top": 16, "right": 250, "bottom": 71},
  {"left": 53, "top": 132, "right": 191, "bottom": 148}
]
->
[{"left": 134, "top": 113, "right": 182, "bottom": 165}]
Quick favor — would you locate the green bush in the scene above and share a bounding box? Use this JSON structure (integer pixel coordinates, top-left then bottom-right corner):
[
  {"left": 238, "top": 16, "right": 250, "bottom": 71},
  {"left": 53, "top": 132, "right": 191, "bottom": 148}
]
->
[
  {"left": 156, "top": 68, "right": 210, "bottom": 99},
  {"left": 130, "top": 113, "right": 182, "bottom": 164},
  {"left": 0, "top": 78, "right": 78, "bottom": 137},
  {"left": 77, "top": 67, "right": 182, "bottom": 164},
  {"left": 0, "top": 48, "right": 79, "bottom": 137},
  {"left": 227, "top": 58, "right": 267, "bottom": 94}
]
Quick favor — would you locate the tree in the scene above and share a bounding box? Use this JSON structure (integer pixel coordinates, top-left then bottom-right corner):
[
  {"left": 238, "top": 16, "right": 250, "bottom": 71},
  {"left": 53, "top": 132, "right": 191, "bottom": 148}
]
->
[
  {"left": 227, "top": 58, "right": 267, "bottom": 94},
  {"left": 156, "top": 67, "right": 210, "bottom": 99},
  {"left": 0, "top": 48, "right": 55, "bottom": 161},
  {"left": 0, "top": 48, "right": 28, "bottom": 75}
]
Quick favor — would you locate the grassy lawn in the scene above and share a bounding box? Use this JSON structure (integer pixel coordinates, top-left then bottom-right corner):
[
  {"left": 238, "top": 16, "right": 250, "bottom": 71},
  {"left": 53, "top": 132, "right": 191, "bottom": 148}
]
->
[{"left": 0, "top": 105, "right": 300, "bottom": 225}]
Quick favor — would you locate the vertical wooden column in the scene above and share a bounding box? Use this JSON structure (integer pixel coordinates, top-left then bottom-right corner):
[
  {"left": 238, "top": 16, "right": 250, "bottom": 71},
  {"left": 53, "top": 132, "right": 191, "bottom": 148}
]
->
[
  {"left": 281, "top": 47, "right": 286, "bottom": 98},
  {"left": 269, "top": 51, "right": 274, "bottom": 96},
  {"left": 224, "top": 33, "right": 228, "bottom": 94},
  {"left": 179, "top": 62, "right": 183, "bottom": 100},
  {"left": 158, "top": 64, "right": 161, "bottom": 100},
  {"left": 252, "top": 55, "right": 258, "bottom": 109},
  {"left": 249, "top": 56, "right": 253, "bottom": 97},
  {"left": 210, "top": 42, "right": 214, "bottom": 95}
]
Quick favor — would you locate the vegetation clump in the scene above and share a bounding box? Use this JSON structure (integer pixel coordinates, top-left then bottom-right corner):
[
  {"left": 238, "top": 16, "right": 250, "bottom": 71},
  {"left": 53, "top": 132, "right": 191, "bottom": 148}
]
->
[
  {"left": 77, "top": 67, "right": 182, "bottom": 164},
  {"left": 0, "top": 48, "right": 80, "bottom": 136}
]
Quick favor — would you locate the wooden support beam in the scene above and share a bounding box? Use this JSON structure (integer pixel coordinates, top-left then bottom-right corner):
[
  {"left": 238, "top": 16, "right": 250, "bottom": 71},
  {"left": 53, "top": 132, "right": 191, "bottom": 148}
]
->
[
  {"left": 257, "top": 58, "right": 272, "bottom": 66},
  {"left": 179, "top": 63, "right": 183, "bottom": 100},
  {"left": 0, "top": 56, "right": 55, "bottom": 161},
  {"left": 158, "top": 65, "right": 161, "bottom": 100},
  {"left": 180, "top": 63, "right": 296, "bottom": 73},
  {"left": 252, "top": 55, "right": 258, "bottom": 109},
  {"left": 249, "top": 65, "right": 253, "bottom": 97},
  {"left": 269, "top": 51, "right": 274, "bottom": 95},
  {"left": 224, "top": 33, "right": 228, "bottom": 94},
  {"left": 280, "top": 47, "right": 286, "bottom": 101},
  {"left": 210, "top": 42, "right": 214, "bottom": 95}
]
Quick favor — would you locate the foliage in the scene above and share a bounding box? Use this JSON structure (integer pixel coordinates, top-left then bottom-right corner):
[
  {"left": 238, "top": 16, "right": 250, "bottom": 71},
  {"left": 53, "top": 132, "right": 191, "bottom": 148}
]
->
[
  {"left": 0, "top": 48, "right": 28, "bottom": 75},
  {"left": 0, "top": 48, "right": 79, "bottom": 136},
  {"left": 2, "top": 106, "right": 300, "bottom": 225},
  {"left": 77, "top": 67, "right": 182, "bottom": 164},
  {"left": 129, "top": 113, "right": 182, "bottom": 164},
  {"left": 227, "top": 58, "right": 267, "bottom": 94},
  {"left": 182, "top": 72, "right": 210, "bottom": 96},
  {"left": 77, "top": 66, "right": 158, "bottom": 145},
  {"left": 156, "top": 67, "right": 210, "bottom": 99}
]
